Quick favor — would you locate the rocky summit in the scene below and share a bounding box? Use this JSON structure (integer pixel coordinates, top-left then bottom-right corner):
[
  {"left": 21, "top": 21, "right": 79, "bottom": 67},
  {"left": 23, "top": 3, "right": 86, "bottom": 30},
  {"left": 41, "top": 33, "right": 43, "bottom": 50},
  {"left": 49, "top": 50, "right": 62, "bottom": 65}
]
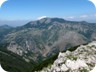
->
[{"left": 36, "top": 41, "right": 96, "bottom": 72}]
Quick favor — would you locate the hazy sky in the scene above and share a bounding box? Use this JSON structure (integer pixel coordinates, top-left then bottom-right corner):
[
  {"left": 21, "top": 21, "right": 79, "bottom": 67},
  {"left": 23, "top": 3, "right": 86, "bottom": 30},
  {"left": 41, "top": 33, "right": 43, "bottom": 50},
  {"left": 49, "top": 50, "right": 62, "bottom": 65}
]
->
[{"left": 0, "top": 0, "right": 96, "bottom": 26}]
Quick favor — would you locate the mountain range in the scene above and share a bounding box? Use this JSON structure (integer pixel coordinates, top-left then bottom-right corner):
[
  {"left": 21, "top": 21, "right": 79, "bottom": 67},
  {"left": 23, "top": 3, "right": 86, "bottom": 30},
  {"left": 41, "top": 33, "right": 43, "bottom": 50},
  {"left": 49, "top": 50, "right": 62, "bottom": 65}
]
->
[{"left": 0, "top": 17, "right": 96, "bottom": 72}]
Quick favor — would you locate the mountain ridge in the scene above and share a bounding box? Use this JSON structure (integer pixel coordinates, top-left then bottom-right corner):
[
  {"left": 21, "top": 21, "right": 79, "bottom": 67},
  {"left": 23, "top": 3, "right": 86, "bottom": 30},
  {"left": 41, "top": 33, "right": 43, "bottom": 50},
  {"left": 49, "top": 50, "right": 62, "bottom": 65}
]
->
[
  {"left": 0, "top": 17, "right": 96, "bottom": 62},
  {"left": 0, "top": 18, "right": 96, "bottom": 72}
]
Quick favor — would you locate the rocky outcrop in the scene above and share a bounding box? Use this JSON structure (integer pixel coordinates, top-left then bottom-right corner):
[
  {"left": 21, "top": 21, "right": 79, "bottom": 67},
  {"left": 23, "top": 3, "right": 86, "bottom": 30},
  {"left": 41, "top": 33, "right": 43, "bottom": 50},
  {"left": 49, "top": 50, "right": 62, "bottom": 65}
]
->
[{"left": 36, "top": 41, "right": 96, "bottom": 72}]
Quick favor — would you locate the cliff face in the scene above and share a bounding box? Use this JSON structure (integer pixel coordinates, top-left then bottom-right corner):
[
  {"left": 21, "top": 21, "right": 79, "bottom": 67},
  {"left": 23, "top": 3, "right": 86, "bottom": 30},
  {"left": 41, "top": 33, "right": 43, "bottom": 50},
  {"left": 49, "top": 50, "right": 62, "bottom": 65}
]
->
[{"left": 36, "top": 41, "right": 96, "bottom": 72}]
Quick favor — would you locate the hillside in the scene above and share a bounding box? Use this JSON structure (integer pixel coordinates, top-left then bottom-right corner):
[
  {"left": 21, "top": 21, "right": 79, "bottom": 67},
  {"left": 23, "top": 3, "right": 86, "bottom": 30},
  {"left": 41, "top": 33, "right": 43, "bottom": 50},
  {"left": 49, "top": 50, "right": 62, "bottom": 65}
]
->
[
  {"left": 0, "top": 18, "right": 96, "bottom": 62},
  {"left": 0, "top": 44, "right": 34, "bottom": 72},
  {"left": 0, "top": 41, "right": 96, "bottom": 72}
]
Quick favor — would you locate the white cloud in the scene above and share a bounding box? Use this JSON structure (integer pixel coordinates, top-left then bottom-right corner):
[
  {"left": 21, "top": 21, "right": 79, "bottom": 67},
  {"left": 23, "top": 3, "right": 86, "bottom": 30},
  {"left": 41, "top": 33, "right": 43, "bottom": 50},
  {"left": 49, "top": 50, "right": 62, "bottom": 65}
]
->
[
  {"left": 64, "top": 14, "right": 96, "bottom": 23},
  {"left": 37, "top": 16, "right": 47, "bottom": 20},
  {"left": 80, "top": 15, "right": 88, "bottom": 18}
]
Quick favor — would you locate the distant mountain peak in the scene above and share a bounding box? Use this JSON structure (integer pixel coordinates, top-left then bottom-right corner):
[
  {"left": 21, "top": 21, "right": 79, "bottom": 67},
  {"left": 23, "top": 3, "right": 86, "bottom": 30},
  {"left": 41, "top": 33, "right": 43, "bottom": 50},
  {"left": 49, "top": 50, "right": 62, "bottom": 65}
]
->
[
  {"left": 23, "top": 17, "right": 67, "bottom": 28},
  {"left": 0, "top": 24, "right": 12, "bottom": 29},
  {"left": 80, "top": 21, "right": 88, "bottom": 23},
  {"left": 37, "top": 17, "right": 66, "bottom": 23},
  {"left": 28, "top": 17, "right": 66, "bottom": 24}
]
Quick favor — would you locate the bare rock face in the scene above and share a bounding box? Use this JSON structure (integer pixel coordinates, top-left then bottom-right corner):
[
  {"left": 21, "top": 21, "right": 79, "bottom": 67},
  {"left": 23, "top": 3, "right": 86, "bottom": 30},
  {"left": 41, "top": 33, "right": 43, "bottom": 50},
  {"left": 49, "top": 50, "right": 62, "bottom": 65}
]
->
[{"left": 37, "top": 41, "right": 96, "bottom": 72}]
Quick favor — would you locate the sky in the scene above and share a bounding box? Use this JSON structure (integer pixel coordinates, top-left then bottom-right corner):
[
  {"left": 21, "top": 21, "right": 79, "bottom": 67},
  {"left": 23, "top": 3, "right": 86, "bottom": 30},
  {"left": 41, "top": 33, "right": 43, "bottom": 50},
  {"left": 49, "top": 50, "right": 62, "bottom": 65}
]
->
[{"left": 0, "top": 0, "right": 96, "bottom": 26}]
